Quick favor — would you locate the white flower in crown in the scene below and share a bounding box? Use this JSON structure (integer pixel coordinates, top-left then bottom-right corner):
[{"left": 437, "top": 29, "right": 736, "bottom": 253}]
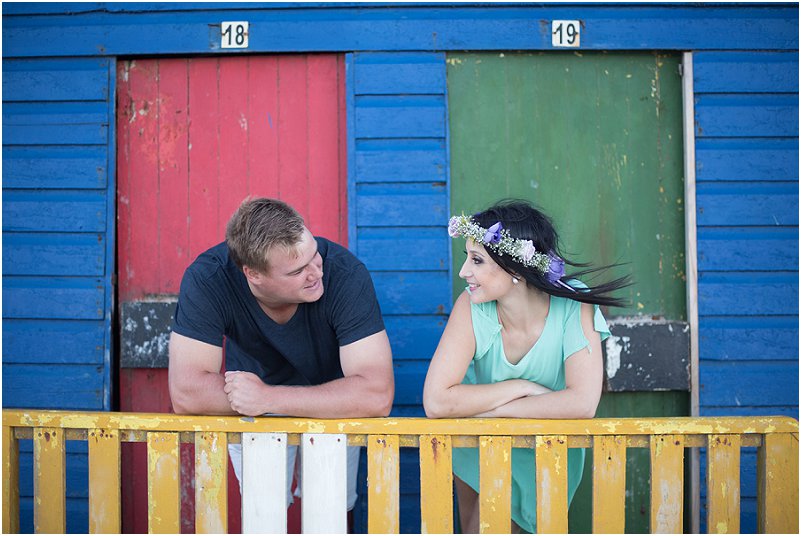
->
[{"left": 518, "top": 240, "right": 537, "bottom": 263}]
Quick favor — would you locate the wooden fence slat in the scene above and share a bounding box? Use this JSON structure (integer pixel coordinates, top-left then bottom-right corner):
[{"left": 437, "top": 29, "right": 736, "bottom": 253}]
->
[
  {"left": 650, "top": 434, "right": 684, "bottom": 533},
  {"left": 419, "top": 434, "right": 453, "bottom": 534},
  {"left": 367, "top": 434, "right": 400, "bottom": 533},
  {"left": 2, "top": 425, "right": 20, "bottom": 534},
  {"left": 88, "top": 428, "right": 121, "bottom": 533},
  {"left": 195, "top": 431, "right": 228, "bottom": 534},
  {"left": 479, "top": 435, "right": 512, "bottom": 534},
  {"left": 706, "top": 434, "right": 741, "bottom": 534},
  {"left": 592, "top": 435, "right": 627, "bottom": 533},
  {"left": 758, "top": 432, "right": 799, "bottom": 534},
  {"left": 33, "top": 427, "right": 66, "bottom": 533},
  {"left": 301, "top": 433, "right": 347, "bottom": 534},
  {"left": 147, "top": 432, "right": 180, "bottom": 534},
  {"left": 535, "top": 435, "right": 569, "bottom": 533},
  {"left": 242, "top": 433, "right": 288, "bottom": 534}
]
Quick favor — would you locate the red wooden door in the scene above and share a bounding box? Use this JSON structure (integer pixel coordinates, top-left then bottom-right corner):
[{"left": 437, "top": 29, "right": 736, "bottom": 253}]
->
[{"left": 116, "top": 55, "right": 346, "bottom": 533}]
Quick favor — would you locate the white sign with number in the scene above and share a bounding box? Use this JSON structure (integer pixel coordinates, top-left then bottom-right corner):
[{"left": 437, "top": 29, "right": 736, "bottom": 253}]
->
[
  {"left": 221, "top": 21, "right": 249, "bottom": 49},
  {"left": 552, "top": 20, "right": 580, "bottom": 48}
]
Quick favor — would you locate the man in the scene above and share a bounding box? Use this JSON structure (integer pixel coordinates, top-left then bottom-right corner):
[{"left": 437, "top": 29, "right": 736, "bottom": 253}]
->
[{"left": 168, "top": 197, "right": 394, "bottom": 513}]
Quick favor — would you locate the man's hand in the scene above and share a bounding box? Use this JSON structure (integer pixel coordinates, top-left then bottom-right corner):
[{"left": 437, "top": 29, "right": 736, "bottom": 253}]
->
[{"left": 224, "top": 371, "right": 271, "bottom": 416}]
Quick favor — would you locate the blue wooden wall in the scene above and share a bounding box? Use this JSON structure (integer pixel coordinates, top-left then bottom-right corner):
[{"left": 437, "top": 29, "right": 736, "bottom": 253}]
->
[{"left": 2, "top": 2, "right": 798, "bottom": 533}]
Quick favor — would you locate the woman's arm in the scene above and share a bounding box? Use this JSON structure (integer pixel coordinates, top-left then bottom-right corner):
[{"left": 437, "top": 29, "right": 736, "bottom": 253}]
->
[
  {"left": 423, "top": 292, "right": 545, "bottom": 418},
  {"left": 476, "top": 302, "right": 604, "bottom": 419}
]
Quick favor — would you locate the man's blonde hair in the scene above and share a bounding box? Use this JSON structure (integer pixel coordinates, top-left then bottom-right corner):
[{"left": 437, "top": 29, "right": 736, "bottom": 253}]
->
[{"left": 225, "top": 197, "right": 306, "bottom": 272}]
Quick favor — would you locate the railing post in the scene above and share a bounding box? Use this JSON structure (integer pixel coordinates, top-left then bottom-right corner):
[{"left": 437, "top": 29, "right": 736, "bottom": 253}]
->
[
  {"left": 301, "top": 433, "right": 348, "bottom": 534},
  {"left": 242, "top": 432, "right": 288, "bottom": 534},
  {"left": 478, "top": 435, "right": 512, "bottom": 534},
  {"left": 592, "top": 435, "right": 627, "bottom": 533},
  {"left": 34, "top": 427, "right": 66, "bottom": 533},
  {"left": 147, "top": 432, "right": 181, "bottom": 533},
  {"left": 88, "top": 428, "right": 121, "bottom": 533},
  {"left": 2, "top": 424, "right": 20, "bottom": 534},
  {"left": 367, "top": 434, "right": 400, "bottom": 533},
  {"left": 706, "top": 434, "right": 740, "bottom": 534},
  {"left": 650, "top": 434, "right": 684, "bottom": 533},
  {"left": 535, "top": 435, "right": 569, "bottom": 534},
  {"left": 758, "top": 432, "right": 799, "bottom": 533},
  {"left": 419, "top": 434, "right": 453, "bottom": 534},
  {"left": 195, "top": 431, "right": 228, "bottom": 534}
]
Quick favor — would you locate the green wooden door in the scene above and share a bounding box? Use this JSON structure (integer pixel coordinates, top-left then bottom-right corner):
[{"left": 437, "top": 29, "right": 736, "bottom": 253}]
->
[{"left": 447, "top": 52, "right": 688, "bottom": 533}]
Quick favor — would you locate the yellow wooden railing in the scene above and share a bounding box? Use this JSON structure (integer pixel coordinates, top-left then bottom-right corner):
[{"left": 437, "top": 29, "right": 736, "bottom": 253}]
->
[{"left": 2, "top": 410, "right": 798, "bottom": 534}]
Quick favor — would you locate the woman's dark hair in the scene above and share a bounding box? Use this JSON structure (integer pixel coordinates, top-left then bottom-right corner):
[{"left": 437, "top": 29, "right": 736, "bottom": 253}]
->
[{"left": 471, "top": 199, "right": 631, "bottom": 308}]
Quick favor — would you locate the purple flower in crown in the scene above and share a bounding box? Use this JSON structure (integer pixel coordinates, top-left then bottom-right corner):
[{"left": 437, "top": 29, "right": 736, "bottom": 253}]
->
[
  {"left": 484, "top": 222, "right": 503, "bottom": 244},
  {"left": 546, "top": 253, "right": 565, "bottom": 283},
  {"left": 447, "top": 216, "right": 461, "bottom": 238}
]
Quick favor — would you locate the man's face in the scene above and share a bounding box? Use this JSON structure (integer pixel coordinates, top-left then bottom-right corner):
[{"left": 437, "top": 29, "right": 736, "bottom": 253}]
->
[{"left": 245, "top": 227, "right": 324, "bottom": 307}]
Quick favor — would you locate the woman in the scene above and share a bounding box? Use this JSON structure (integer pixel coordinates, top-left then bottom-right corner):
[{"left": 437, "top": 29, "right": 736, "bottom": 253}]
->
[{"left": 423, "top": 199, "right": 629, "bottom": 533}]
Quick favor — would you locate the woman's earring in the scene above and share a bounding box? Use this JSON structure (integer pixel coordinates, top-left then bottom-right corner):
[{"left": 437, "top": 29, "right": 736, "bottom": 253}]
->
[{"left": 512, "top": 277, "right": 519, "bottom": 285}]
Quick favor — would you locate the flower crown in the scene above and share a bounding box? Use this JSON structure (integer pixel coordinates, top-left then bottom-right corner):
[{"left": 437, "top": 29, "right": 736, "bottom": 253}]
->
[{"left": 448, "top": 214, "right": 573, "bottom": 290}]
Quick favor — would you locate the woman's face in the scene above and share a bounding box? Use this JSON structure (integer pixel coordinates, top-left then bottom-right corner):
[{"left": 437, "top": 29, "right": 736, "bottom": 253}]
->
[{"left": 458, "top": 239, "right": 515, "bottom": 303}]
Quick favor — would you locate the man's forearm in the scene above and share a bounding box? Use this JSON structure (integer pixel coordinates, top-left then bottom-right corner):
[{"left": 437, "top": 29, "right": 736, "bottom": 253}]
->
[
  {"left": 171, "top": 371, "right": 236, "bottom": 415},
  {"left": 258, "top": 375, "right": 393, "bottom": 418}
]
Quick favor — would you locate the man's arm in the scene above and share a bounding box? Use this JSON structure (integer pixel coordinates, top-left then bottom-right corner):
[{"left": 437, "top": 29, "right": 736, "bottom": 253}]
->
[
  {"left": 168, "top": 331, "right": 236, "bottom": 415},
  {"left": 223, "top": 330, "right": 395, "bottom": 418}
]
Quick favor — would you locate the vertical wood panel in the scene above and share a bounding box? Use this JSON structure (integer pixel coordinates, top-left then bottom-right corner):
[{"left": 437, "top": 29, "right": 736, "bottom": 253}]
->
[
  {"left": 218, "top": 57, "right": 251, "bottom": 236},
  {"left": 2, "top": 425, "right": 20, "bottom": 534},
  {"left": 650, "top": 434, "right": 684, "bottom": 533},
  {"left": 478, "top": 435, "right": 512, "bottom": 533},
  {"left": 195, "top": 432, "right": 228, "bottom": 534},
  {"left": 278, "top": 56, "right": 309, "bottom": 215},
  {"left": 156, "top": 58, "right": 190, "bottom": 294},
  {"left": 367, "top": 434, "right": 400, "bottom": 533},
  {"left": 242, "top": 433, "right": 288, "bottom": 534},
  {"left": 147, "top": 432, "right": 181, "bottom": 533},
  {"left": 248, "top": 56, "right": 280, "bottom": 197},
  {"left": 535, "top": 435, "right": 569, "bottom": 534},
  {"left": 419, "top": 434, "right": 453, "bottom": 534},
  {"left": 706, "top": 434, "right": 740, "bottom": 534},
  {"left": 33, "top": 427, "right": 66, "bottom": 533},
  {"left": 301, "top": 433, "right": 347, "bottom": 534},
  {"left": 88, "top": 428, "right": 121, "bottom": 534},
  {"left": 592, "top": 435, "right": 627, "bottom": 533},
  {"left": 757, "top": 433, "right": 799, "bottom": 533}
]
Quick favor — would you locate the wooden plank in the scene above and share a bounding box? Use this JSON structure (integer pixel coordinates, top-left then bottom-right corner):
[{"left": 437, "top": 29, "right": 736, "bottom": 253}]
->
[
  {"left": 650, "top": 434, "right": 684, "bottom": 533},
  {"left": 3, "top": 364, "right": 106, "bottom": 410},
  {"left": 354, "top": 96, "right": 445, "bottom": 138},
  {"left": 419, "top": 434, "right": 453, "bottom": 533},
  {"left": 694, "top": 51, "right": 798, "bottom": 93},
  {"left": 699, "top": 316, "right": 798, "bottom": 361},
  {"left": 367, "top": 434, "right": 400, "bottom": 533},
  {"left": 696, "top": 182, "right": 798, "bottom": 226},
  {"left": 247, "top": 56, "right": 279, "bottom": 199},
  {"left": 592, "top": 435, "right": 627, "bottom": 533},
  {"left": 757, "top": 433, "right": 799, "bottom": 533},
  {"left": 301, "top": 433, "right": 347, "bottom": 534},
  {"left": 194, "top": 432, "right": 227, "bottom": 533},
  {"left": 699, "top": 361, "right": 798, "bottom": 407},
  {"left": 535, "top": 435, "right": 569, "bottom": 533},
  {"left": 698, "top": 273, "right": 798, "bottom": 316},
  {"left": 706, "top": 434, "right": 740, "bottom": 534},
  {"left": 3, "top": 101, "right": 108, "bottom": 125},
  {"left": 2, "top": 58, "right": 110, "bottom": 101},
  {"left": 371, "top": 271, "right": 451, "bottom": 315},
  {"left": 353, "top": 52, "right": 445, "bottom": 95},
  {"left": 478, "top": 435, "right": 511, "bottom": 534},
  {"left": 147, "top": 432, "right": 180, "bottom": 534},
  {"left": 695, "top": 94, "right": 798, "bottom": 138},
  {"left": 358, "top": 227, "right": 449, "bottom": 271},
  {"left": 2, "top": 145, "right": 108, "bottom": 189},
  {"left": 695, "top": 138, "right": 798, "bottom": 182},
  {"left": 2, "top": 319, "right": 105, "bottom": 364},
  {"left": 242, "top": 433, "right": 287, "bottom": 534},
  {"left": 355, "top": 186, "right": 448, "bottom": 227},
  {"left": 3, "top": 5, "right": 798, "bottom": 56},
  {"left": 2, "top": 425, "right": 20, "bottom": 534},
  {"left": 354, "top": 139, "right": 447, "bottom": 183},
  {"left": 3, "top": 232, "right": 105, "bottom": 276},
  {"left": 698, "top": 227, "right": 798, "bottom": 272},
  {"left": 119, "top": 300, "right": 175, "bottom": 368},
  {"left": 3, "top": 189, "right": 107, "bottom": 232},
  {"left": 2, "top": 124, "right": 107, "bottom": 145},
  {"left": 33, "top": 427, "right": 66, "bottom": 533},
  {"left": 383, "top": 315, "right": 448, "bottom": 361},
  {"left": 88, "top": 428, "right": 121, "bottom": 533},
  {"left": 2, "top": 277, "right": 104, "bottom": 320},
  {"left": 277, "top": 55, "right": 309, "bottom": 218}
]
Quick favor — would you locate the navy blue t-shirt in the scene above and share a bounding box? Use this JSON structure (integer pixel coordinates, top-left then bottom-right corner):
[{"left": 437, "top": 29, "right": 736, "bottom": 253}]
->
[{"left": 171, "top": 237, "right": 385, "bottom": 387}]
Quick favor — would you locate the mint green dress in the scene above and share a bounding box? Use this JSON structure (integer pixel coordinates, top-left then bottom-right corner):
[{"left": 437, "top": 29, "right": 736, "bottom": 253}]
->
[{"left": 452, "top": 288, "right": 610, "bottom": 534}]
